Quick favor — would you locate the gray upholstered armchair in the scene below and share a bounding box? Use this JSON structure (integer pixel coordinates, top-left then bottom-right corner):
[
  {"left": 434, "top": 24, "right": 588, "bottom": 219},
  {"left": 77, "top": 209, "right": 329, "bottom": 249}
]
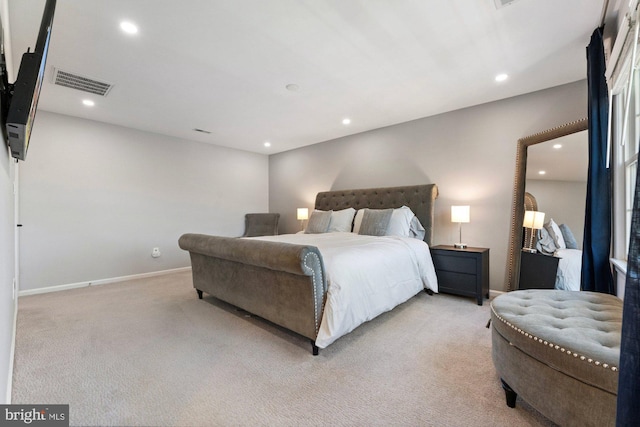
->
[{"left": 242, "top": 213, "right": 280, "bottom": 237}]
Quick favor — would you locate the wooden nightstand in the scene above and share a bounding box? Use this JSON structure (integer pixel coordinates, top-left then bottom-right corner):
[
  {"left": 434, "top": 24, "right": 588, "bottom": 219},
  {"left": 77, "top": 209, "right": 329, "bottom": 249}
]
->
[
  {"left": 518, "top": 251, "right": 559, "bottom": 290},
  {"left": 430, "top": 245, "right": 490, "bottom": 305}
]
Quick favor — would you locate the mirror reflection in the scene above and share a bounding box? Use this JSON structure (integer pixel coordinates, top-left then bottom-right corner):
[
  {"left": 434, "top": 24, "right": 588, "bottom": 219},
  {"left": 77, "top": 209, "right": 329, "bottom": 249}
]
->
[
  {"left": 526, "top": 131, "right": 588, "bottom": 249},
  {"left": 519, "top": 130, "right": 588, "bottom": 291}
]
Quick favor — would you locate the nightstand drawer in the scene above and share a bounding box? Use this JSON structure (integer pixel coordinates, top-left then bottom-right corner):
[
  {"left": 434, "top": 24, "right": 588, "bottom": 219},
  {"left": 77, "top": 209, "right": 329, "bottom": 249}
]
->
[
  {"left": 437, "top": 271, "right": 476, "bottom": 293},
  {"left": 432, "top": 255, "right": 476, "bottom": 275}
]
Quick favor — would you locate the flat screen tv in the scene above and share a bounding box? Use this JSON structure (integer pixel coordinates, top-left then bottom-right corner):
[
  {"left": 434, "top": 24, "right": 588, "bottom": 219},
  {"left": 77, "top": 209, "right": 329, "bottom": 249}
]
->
[{"left": 3, "top": 0, "right": 56, "bottom": 161}]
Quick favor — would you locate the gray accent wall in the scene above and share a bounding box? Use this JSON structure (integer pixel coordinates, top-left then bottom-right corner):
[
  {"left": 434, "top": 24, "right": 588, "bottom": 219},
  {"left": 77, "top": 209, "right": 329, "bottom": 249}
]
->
[
  {"left": 18, "top": 112, "right": 269, "bottom": 291},
  {"left": 269, "top": 80, "right": 588, "bottom": 292}
]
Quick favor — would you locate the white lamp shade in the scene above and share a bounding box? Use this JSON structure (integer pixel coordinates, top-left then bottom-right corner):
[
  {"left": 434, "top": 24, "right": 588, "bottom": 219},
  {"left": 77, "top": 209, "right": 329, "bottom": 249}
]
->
[
  {"left": 451, "top": 205, "right": 470, "bottom": 223},
  {"left": 523, "top": 211, "right": 545, "bottom": 229},
  {"left": 297, "top": 208, "right": 309, "bottom": 221}
]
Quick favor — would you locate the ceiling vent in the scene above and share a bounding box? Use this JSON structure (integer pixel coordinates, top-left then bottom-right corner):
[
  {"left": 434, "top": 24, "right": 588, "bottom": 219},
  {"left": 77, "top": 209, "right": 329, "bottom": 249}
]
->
[
  {"left": 52, "top": 68, "right": 113, "bottom": 96},
  {"left": 494, "top": 0, "right": 521, "bottom": 9}
]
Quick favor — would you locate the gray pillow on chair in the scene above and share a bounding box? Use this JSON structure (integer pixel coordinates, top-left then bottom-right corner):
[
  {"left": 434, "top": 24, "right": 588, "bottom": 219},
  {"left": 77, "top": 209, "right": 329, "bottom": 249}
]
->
[{"left": 359, "top": 209, "right": 393, "bottom": 236}]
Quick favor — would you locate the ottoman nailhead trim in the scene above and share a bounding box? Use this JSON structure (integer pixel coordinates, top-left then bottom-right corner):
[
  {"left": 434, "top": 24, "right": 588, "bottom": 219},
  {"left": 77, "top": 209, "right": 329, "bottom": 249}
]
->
[{"left": 491, "top": 304, "right": 619, "bottom": 372}]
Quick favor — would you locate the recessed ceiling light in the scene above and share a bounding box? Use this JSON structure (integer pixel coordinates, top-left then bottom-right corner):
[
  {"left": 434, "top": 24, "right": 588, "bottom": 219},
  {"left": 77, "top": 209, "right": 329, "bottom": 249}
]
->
[
  {"left": 120, "top": 21, "right": 138, "bottom": 34},
  {"left": 264, "top": 141, "right": 271, "bottom": 147},
  {"left": 538, "top": 170, "right": 546, "bottom": 175},
  {"left": 342, "top": 118, "right": 351, "bottom": 125},
  {"left": 82, "top": 99, "right": 95, "bottom": 107},
  {"left": 495, "top": 73, "right": 508, "bottom": 82},
  {"left": 285, "top": 84, "right": 299, "bottom": 92},
  {"left": 553, "top": 144, "right": 562, "bottom": 149}
]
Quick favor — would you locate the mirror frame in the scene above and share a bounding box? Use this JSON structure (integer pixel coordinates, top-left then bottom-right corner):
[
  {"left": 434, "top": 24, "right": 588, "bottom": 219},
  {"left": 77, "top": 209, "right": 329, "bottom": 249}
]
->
[{"left": 505, "top": 117, "right": 588, "bottom": 291}]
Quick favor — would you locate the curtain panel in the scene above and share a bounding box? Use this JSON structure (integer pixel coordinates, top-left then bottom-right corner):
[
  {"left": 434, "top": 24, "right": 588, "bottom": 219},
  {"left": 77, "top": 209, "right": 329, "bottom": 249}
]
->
[
  {"left": 582, "top": 27, "right": 615, "bottom": 294},
  {"left": 616, "top": 127, "right": 640, "bottom": 426}
]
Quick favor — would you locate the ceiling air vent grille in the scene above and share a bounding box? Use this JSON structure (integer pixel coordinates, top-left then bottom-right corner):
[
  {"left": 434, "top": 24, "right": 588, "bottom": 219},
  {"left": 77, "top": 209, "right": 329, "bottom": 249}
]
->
[
  {"left": 52, "top": 69, "right": 113, "bottom": 96},
  {"left": 494, "top": 0, "right": 521, "bottom": 9}
]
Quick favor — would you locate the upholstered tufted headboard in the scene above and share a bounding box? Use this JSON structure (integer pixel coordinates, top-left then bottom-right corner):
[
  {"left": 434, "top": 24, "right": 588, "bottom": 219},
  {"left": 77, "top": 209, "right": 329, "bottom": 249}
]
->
[{"left": 314, "top": 184, "right": 439, "bottom": 246}]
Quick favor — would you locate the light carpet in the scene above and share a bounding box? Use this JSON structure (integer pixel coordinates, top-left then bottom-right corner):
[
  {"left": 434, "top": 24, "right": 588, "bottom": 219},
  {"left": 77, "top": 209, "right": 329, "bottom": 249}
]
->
[{"left": 12, "top": 271, "right": 555, "bottom": 426}]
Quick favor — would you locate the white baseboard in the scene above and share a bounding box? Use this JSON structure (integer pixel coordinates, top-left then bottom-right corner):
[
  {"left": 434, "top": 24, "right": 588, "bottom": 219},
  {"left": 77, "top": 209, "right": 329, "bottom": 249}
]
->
[
  {"left": 18, "top": 267, "right": 192, "bottom": 297},
  {"left": 6, "top": 295, "right": 17, "bottom": 404}
]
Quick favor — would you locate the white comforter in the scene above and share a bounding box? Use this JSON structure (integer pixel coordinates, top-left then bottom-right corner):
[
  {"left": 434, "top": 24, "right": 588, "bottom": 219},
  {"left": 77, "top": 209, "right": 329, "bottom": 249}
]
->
[
  {"left": 251, "top": 232, "right": 438, "bottom": 348},
  {"left": 554, "top": 248, "right": 582, "bottom": 291}
]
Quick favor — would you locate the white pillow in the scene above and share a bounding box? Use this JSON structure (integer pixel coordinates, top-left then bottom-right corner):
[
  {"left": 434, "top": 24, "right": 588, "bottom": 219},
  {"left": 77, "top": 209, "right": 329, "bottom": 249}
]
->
[
  {"left": 409, "top": 215, "right": 426, "bottom": 240},
  {"left": 328, "top": 208, "right": 356, "bottom": 232},
  {"left": 353, "top": 209, "right": 366, "bottom": 234},
  {"left": 387, "top": 206, "right": 414, "bottom": 237},
  {"left": 545, "top": 218, "right": 566, "bottom": 249}
]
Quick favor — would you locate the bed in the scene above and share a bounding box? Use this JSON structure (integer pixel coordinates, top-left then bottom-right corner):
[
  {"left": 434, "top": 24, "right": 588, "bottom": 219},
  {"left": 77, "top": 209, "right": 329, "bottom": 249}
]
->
[
  {"left": 533, "top": 213, "right": 582, "bottom": 290},
  {"left": 552, "top": 248, "right": 582, "bottom": 291},
  {"left": 521, "top": 191, "right": 582, "bottom": 291},
  {"left": 179, "top": 184, "right": 439, "bottom": 354}
]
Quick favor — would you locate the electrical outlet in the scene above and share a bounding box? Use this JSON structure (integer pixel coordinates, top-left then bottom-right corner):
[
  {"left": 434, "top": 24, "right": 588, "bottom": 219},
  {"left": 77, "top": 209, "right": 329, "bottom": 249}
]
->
[{"left": 152, "top": 247, "right": 161, "bottom": 258}]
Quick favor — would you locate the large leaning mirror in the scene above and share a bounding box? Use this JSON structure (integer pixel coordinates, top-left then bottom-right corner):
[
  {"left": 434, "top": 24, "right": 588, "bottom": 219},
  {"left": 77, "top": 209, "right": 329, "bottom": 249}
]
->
[{"left": 506, "top": 118, "right": 588, "bottom": 291}]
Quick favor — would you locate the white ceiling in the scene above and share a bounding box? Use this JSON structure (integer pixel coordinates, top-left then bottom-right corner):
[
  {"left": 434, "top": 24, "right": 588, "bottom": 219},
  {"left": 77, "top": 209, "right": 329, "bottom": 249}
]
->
[
  {"left": 525, "top": 130, "right": 588, "bottom": 182},
  {"left": 6, "top": 0, "right": 605, "bottom": 154}
]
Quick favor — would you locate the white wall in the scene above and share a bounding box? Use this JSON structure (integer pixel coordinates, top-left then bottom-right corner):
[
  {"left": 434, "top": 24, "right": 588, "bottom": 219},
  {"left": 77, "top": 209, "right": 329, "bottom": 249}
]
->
[
  {"left": 1, "top": 139, "right": 16, "bottom": 404},
  {"left": 269, "top": 80, "right": 588, "bottom": 292},
  {"left": 1, "top": 0, "right": 16, "bottom": 404},
  {"left": 525, "top": 179, "right": 586, "bottom": 249},
  {"left": 19, "top": 112, "right": 269, "bottom": 291}
]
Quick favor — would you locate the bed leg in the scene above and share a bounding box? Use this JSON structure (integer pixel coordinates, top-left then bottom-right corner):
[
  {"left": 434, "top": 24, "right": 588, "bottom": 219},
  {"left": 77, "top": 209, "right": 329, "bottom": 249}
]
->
[
  {"left": 196, "top": 289, "right": 203, "bottom": 299},
  {"left": 311, "top": 341, "right": 319, "bottom": 356},
  {"left": 501, "top": 379, "right": 517, "bottom": 408},
  {"left": 424, "top": 288, "right": 434, "bottom": 296}
]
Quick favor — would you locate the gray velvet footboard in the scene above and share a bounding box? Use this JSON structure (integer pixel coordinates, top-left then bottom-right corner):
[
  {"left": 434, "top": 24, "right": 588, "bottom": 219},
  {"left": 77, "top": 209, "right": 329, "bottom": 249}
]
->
[{"left": 178, "top": 233, "right": 327, "bottom": 354}]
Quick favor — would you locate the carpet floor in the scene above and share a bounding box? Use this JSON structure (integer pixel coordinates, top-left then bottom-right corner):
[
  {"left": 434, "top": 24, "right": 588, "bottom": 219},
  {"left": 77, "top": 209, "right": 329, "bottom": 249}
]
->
[{"left": 12, "top": 271, "right": 556, "bottom": 426}]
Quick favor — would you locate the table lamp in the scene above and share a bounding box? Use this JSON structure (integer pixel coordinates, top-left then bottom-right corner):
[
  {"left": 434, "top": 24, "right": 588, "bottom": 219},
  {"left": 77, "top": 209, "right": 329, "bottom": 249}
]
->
[
  {"left": 522, "top": 210, "right": 545, "bottom": 253},
  {"left": 297, "top": 208, "right": 309, "bottom": 231},
  {"left": 451, "top": 205, "right": 470, "bottom": 249}
]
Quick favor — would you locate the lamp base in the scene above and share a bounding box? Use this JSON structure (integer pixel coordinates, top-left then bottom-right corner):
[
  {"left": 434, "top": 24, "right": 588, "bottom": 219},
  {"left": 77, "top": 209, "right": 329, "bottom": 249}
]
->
[
  {"left": 522, "top": 247, "right": 537, "bottom": 253},
  {"left": 454, "top": 243, "right": 467, "bottom": 249}
]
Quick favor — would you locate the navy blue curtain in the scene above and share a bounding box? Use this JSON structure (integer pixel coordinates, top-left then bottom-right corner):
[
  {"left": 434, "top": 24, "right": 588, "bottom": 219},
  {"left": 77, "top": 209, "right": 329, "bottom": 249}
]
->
[
  {"left": 582, "top": 27, "right": 614, "bottom": 294},
  {"left": 616, "top": 129, "right": 640, "bottom": 426}
]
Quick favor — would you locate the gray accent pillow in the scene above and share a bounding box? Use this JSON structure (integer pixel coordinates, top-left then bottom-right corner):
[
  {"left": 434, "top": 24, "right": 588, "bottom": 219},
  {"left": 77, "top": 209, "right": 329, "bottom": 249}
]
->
[
  {"left": 305, "top": 210, "right": 332, "bottom": 234},
  {"left": 559, "top": 223, "right": 579, "bottom": 249},
  {"left": 358, "top": 209, "right": 393, "bottom": 236}
]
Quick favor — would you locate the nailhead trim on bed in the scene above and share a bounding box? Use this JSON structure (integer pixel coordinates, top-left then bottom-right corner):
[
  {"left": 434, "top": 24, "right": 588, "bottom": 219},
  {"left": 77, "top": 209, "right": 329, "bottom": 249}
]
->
[
  {"left": 302, "top": 251, "right": 325, "bottom": 334},
  {"left": 490, "top": 303, "right": 619, "bottom": 371}
]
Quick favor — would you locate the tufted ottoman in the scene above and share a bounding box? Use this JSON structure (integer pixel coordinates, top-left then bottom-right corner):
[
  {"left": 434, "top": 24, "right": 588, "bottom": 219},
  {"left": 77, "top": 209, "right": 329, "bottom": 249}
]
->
[{"left": 490, "top": 290, "right": 622, "bottom": 427}]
